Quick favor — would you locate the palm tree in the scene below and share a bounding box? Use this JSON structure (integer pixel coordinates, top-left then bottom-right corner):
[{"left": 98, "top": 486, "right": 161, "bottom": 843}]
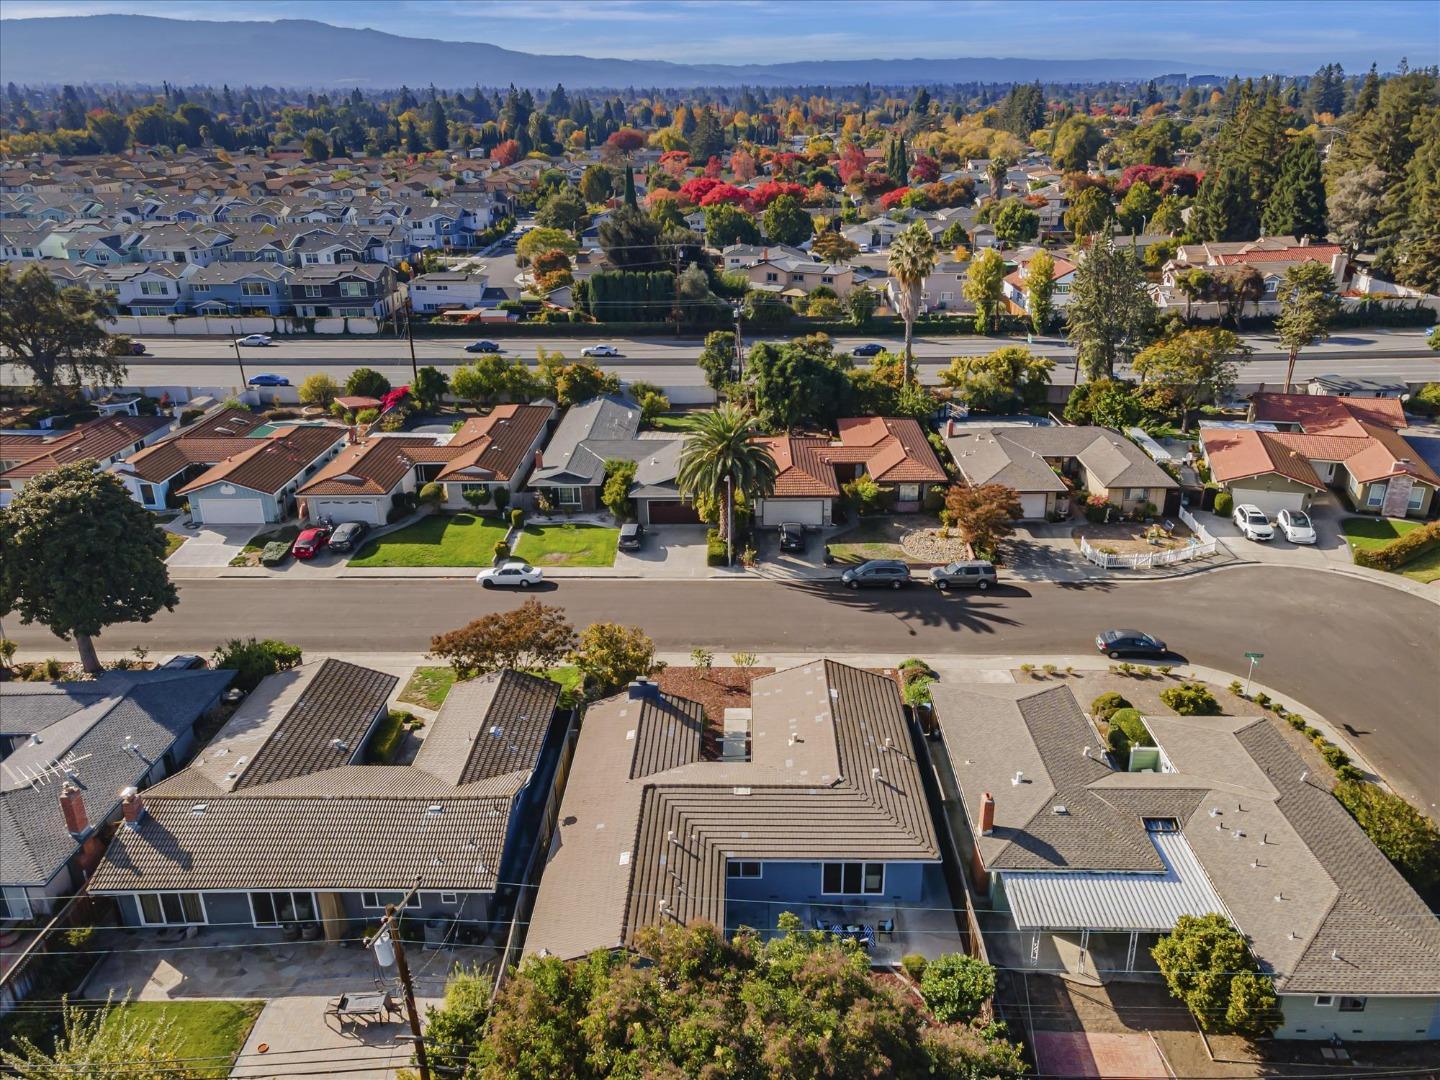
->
[
  {"left": 677, "top": 405, "right": 777, "bottom": 552},
  {"left": 887, "top": 220, "right": 937, "bottom": 376}
]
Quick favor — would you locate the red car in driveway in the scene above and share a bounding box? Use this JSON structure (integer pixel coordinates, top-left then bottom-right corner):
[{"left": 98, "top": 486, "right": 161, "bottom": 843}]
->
[{"left": 291, "top": 526, "right": 331, "bottom": 559}]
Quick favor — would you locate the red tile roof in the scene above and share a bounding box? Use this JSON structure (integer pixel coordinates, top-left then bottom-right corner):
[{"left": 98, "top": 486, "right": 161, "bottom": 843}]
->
[
  {"left": 1251, "top": 393, "right": 1406, "bottom": 436},
  {"left": 298, "top": 437, "right": 436, "bottom": 496},
  {"left": 759, "top": 436, "right": 841, "bottom": 498},
  {"left": 179, "top": 425, "right": 346, "bottom": 496},
  {"left": 434, "top": 403, "right": 551, "bottom": 483},
  {"left": 0, "top": 415, "right": 171, "bottom": 481},
  {"left": 1214, "top": 245, "right": 1342, "bottom": 265},
  {"left": 759, "top": 417, "right": 947, "bottom": 498},
  {"left": 1201, "top": 428, "right": 1324, "bottom": 489}
]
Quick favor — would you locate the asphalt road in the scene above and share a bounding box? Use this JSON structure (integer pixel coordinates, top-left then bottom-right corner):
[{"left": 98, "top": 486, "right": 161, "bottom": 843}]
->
[
  {"left": 6, "top": 567, "right": 1436, "bottom": 808},
  {"left": 12, "top": 327, "right": 1434, "bottom": 391}
]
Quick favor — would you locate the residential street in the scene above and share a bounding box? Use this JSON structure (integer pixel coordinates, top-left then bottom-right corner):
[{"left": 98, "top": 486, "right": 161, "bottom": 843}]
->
[
  {"left": 14, "top": 326, "right": 1435, "bottom": 392},
  {"left": 5, "top": 566, "right": 1435, "bottom": 809}
]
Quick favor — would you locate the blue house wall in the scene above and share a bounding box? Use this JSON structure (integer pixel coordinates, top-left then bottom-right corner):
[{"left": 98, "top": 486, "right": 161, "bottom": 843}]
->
[{"left": 724, "top": 861, "right": 927, "bottom": 906}]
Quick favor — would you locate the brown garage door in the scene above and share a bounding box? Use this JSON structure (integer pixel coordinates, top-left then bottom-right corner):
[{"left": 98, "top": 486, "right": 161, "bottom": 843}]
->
[{"left": 646, "top": 499, "right": 702, "bottom": 524}]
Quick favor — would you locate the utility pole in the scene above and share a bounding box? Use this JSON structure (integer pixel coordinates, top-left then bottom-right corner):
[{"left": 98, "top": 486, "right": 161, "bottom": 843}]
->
[
  {"left": 726, "top": 473, "right": 734, "bottom": 567},
  {"left": 365, "top": 878, "right": 429, "bottom": 1080},
  {"left": 731, "top": 301, "right": 744, "bottom": 382},
  {"left": 403, "top": 297, "right": 419, "bottom": 385},
  {"left": 230, "top": 322, "right": 248, "bottom": 388}
]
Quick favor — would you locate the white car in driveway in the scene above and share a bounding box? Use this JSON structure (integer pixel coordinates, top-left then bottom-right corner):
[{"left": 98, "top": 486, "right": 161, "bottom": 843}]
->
[
  {"left": 1276, "top": 508, "right": 1317, "bottom": 544},
  {"left": 475, "top": 559, "right": 544, "bottom": 588},
  {"left": 580, "top": 344, "right": 621, "bottom": 358},
  {"left": 235, "top": 333, "right": 272, "bottom": 346},
  {"left": 1232, "top": 503, "right": 1275, "bottom": 542}
]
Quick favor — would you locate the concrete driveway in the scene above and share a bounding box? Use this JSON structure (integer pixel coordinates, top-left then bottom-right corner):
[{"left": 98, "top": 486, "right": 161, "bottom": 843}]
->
[
  {"left": 612, "top": 524, "right": 710, "bottom": 578},
  {"left": 1205, "top": 495, "right": 1354, "bottom": 569},
  {"left": 164, "top": 523, "right": 258, "bottom": 567}
]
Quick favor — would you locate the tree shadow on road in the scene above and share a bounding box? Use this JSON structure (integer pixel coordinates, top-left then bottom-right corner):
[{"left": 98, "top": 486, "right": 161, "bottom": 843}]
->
[{"left": 778, "top": 580, "right": 1023, "bottom": 636}]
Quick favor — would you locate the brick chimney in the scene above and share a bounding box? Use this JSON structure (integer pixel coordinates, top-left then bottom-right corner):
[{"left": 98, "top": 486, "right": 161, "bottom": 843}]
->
[
  {"left": 533, "top": 449, "right": 543, "bottom": 470},
  {"left": 120, "top": 786, "right": 145, "bottom": 827},
  {"left": 979, "top": 791, "right": 996, "bottom": 836},
  {"left": 59, "top": 783, "right": 89, "bottom": 837}
]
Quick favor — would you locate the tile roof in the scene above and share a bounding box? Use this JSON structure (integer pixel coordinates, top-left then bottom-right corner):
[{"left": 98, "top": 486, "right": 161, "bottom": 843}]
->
[
  {"left": 298, "top": 436, "right": 435, "bottom": 497},
  {"left": 1, "top": 670, "right": 233, "bottom": 887},
  {"left": 178, "top": 424, "right": 345, "bottom": 496},
  {"left": 91, "top": 663, "right": 561, "bottom": 895},
  {"left": 1199, "top": 428, "right": 1325, "bottom": 489},
  {"left": 1213, "top": 244, "right": 1342, "bottom": 265},
  {"left": 433, "top": 403, "right": 551, "bottom": 484},
  {"left": 933, "top": 682, "right": 1440, "bottom": 995},
  {"left": 1250, "top": 393, "right": 1407, "bottom": 436},
  {"left": 834, "top": 417, "right": 948, "bottom": 483},
  {"left": 1202, "top": 418, "right": 1438, "bottom": 490},
  {"left": 525, "top": 661, "right": 941, "bottom": 960},
  {"left": 0, "top": 415, "right": 171, "bottom": 481},
  {"left": 758, "top": 436, "right": 842, "bottom": 498}
]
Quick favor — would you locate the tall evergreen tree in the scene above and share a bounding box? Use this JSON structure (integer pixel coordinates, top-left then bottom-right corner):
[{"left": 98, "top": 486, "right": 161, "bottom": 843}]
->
[
  {"left": 427, "top": 99, "right": 448, "bottom": 151},
  {"left": 622, "top": 162, "right": 638, "bottom": 209},
  {"left": 1191, "top": 164, "right": 1258, "bottom": 242},
  {"left": 1261, "top": 137, "right": 1327, "bottom": 240}
]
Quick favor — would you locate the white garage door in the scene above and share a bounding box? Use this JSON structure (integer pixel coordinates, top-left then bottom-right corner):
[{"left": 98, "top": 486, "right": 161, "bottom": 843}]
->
[
  {"left": 311, "top": 498, "right": 384, "bottom": 525},
  {"left": 759, "top": 498, "right": 825, "bottom": 527},
  {"left": 1231, "top": 485, "right": 1308, "bottom": 517},
  {"left": 1019, "top": 493, "right": 1048, "bottom": 520},
  {"left": 194, "top": 497, "right": 265, "bottom": 525}
]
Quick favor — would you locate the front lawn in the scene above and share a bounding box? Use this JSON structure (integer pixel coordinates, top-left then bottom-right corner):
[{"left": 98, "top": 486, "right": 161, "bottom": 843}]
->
[
  {"left": 1339, "top": 516, "right": 1421, "bottom": 551},
  {"left": 512, "top": 523, "right": 618, "bottom": 567},
  {"left": 107, "top": 1000, "right": 262, "bottom": 1079},
  {"left": 162, "top": 532, "right": 187, "bottom": 558},
  {"left": 1396, "top": 544, "right": 1440, "bottom": 584},
  {"left": 827, "top": 517, "right": 915, "bottom": 565},
  {"left": 350, "top": 513, "right": 508, "bottom": 567}
]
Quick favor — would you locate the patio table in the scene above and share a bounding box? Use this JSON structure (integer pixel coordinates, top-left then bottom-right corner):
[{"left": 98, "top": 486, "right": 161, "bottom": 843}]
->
[{"left": 327, "top": 990, "right": 396, "bottom": 1028}]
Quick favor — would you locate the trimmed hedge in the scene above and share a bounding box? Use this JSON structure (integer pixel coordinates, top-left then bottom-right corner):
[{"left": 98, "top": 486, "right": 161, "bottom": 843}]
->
[
  {"left": 1090, "top": 691, "right": 1131, "bottom": 721},
  {"left": 1160, "top": 682, "right": 1221, "bottom": 716},
  {"left": 706, "top": 528, "right": 729, "bottom": 567},
  {"left": 1212, "top": 491, "right": 1234, "bottom": 517},
  {"left": 1352, "top": 520, "right": 1440, "bottom": 571}
]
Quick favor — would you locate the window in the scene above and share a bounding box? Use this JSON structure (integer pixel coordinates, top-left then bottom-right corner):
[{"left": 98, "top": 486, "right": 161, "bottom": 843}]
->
[
  {"left": 821, "top": 276, "right": 834, "bottom": 284},
  {"left": 249, "top": 891, "right": 318, "bottom": 927},
  {"left": 140, "top": 280, "right": 168, "bottom": 295},
  {"left": 1366, "top": 483, "right": 1386, "bottom": 508},
  {"left": 439, "top": 892, "right": 459, "bottom": 904},
  {"left": 303, "top": 285, "right": 324, "bottom": 298},
  {"left": 191, "top": 283, "right": 210, "bottom": 293},
  {"left": 242, "top": 283, "right": 270, "bottom": 296},
  {"left": 303, "top": 253, "right": 319, "bottom": 264},
  {"left": 765, "top": 272, "right": 778, "bottom": 282},
  {"left": 359, "top": 891, "right": 421, "bottom": 910},
  {"left": 139, "top": 483, "right": 160, "bottom": 506},
  {"left": 899, "top": 483, "right": 920, "bottom": 501},
  {"left": 1338, "top": 997, "right": 1367, "bottom": 1013},
  {"left": 340, "top": 282, "right": 367, "bottom": 297},
  {"left": 139, "top": 892, "right": 206, "bottom": 926},
  {"left": 727, "top": 861, "right": 762, "bottom": 879},
  {"left": 821, "top": 862, "right": 884, "bottom": 895},
  {"left": 1314, "top": 996, "right": 1334, "bottom": 1007},
  {"left": 1408, "top": 486, "right": 1425, "bottom": 511},
  {"left": 555, "top": 486, "right": 582, "bottom": 507},
  {"left": 1126, "top": 488, "right": 1147, "bottom": 502},
  {"left": 1054, "top": 283, "right": 1071, "bottom": 295},
  {"left": 791, "top": 273, "right": 806, "bottom": 282}
]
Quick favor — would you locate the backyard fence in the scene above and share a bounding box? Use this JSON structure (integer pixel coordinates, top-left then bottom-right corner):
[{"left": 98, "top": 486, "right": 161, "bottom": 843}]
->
[
  {"left": 0, "top": 892, "right": 117, "bottom": 1016},
  {"left": 1079, "top": 508, "right": 1220, "bottom": 570}
]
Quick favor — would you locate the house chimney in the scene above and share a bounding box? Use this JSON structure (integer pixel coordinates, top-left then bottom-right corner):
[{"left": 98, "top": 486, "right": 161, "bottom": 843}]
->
[
  {"left": 59, "top": 782, "right": 89, "bottom": 836},
  {"left": 947, "top": 419, "right": 957, "bottom": 437},
  {"left": 979, "top": 791, "right": 996, "bottom": 836},
  {"left": 120, "top": 786, "right": 145, "bottom": 827},
  {"left": 533, "top": 449, "right": 543, "bottom": 470}
]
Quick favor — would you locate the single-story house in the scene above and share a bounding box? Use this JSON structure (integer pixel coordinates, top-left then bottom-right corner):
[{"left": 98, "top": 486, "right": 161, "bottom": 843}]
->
[
  {"left": 754, "top": 416, "right": 948, "bottom": 528},
  {"left": 525, "top": 662, "right": 947, "bottom": 966},
  {"left": 111, "top": 407, "right": 265, "bottom": 510},
  {"left": 429, "top": 403, "right": 554, "bottom": 509},
  {"left": 932, "top": 680, "right": 1440, "bottom": 1040},
  {"left": 1306, "top": 375, "right": 1408, "bottom": 400},
  {"left": 1200, "top": 393, "right": 1438, "bottom": 517},
  {"left": 297, "top": 435, "right": 439, "bottom": 525},
  {"left": 1001, "top": 254, "right": 1078, "bottom": 316},
  {"left": 0, "top": 414, "right": 173, "bottom": 506},
  {"left": 90, "top": 661, "right": 565, "bottom": 944},
  {"left": 178, "top": 424, "right": 347, "bottom": 525},
  {"left": 1, "top": 668, "right": 233, "bottom": 920},
  {"left": 529, "top": 395, "right": 697, "bottom": 524},
  {"left": 942, "top": 422, "right": 1177, "bottom": 520}
]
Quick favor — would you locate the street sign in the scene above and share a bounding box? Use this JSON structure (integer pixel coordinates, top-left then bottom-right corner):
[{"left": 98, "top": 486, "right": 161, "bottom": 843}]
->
[{"left": 1244, "top": 652, "right": 1263, "bottom": 660}]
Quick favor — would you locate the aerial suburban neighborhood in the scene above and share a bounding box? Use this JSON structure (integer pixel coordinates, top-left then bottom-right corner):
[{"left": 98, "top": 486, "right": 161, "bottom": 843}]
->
[{"left": 1, "top": 3, "right": 1438, "bottom": 1079}]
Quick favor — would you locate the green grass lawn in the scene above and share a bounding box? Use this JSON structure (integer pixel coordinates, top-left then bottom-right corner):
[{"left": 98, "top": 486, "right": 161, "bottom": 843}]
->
[
  {"left": 512, "top": 523, "right": 618, "bottom": 567},
  {"left": 1339, "top": 517, "right": 1440, "bottom": 584},
  {"left": 350, "top": 513, "right": 508, "bottom": 567},
  {"left": 106, "top": 1000, "right": 262, "bottom": 1079},
  {"left": 162, "top": 532, "right": 187, "bottom": 558},
  {"left": 647, "top": 412, "right": 709, "bottom": 432},
  {"left": 827, "top": 517, "right": 920, "bottom": 565},
  {"left": 398, "top": 666, "right": 457, "bottom": 709}
]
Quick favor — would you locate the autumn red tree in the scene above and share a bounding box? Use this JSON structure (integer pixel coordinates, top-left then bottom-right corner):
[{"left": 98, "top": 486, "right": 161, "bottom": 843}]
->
[
  {"left": 490, "top": 139, "right": 521, "bottom": 166},
  {"left": 730, "top": 148, "right": 756, "bottom": 181},
  {"left": 747, "top": 180, "right": 807, "bottom": 211},
  {"left": 704, "top": 155, "right": 723, "bottom": 179},
  {"left": 943, "top": 483, "right": 1023, "bottom": 559},
  {"left": 429, "top": 600, "right": 576, "bottom": 679},
  {"left": 659, "top": 150, "right": 691, "bottom": 179},
  {"left": 837, "top": 143, "right": 868, "bottom": 185},
  {"left": 606, "top": 128, "right": 646, "bottom": 154},
  {"left": 880, "top": 187, "right": 911, "bottom": 210},
  {"left": 680, "top": 176, "right": 724, "bottom": 204},
  {"left": 911, "top": 154, "right": 941, "bottom": 183},
  {"left": 698, "top": 183, "right": 751, "bottom": 208}
]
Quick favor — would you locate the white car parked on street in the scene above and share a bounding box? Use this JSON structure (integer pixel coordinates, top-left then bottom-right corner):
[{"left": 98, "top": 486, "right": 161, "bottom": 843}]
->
[
  {"left": 1277, "top": 508, "right": 1317, "bottom": 544},
  {"left": 475, "top": 559, "right": 544, "bottom": 588},
  {"left": 1232, "top": 504, "right": 1275, "bottom": 542},
  {"left": 580, "top": 344, "right": 621, "bottom": 358},
  {"left": 235, "top": 333, "right": 273, "bottom": 346}
]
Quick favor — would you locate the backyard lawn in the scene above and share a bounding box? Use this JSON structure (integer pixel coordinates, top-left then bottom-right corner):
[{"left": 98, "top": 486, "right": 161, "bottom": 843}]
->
[
  {"left": 107, "top": 1000, "right": 262, "bottom": 1079},
  {"left": 647, "top": 412, "right": 708, "bottom": 432},
  {"left": 399, "top": 664, "right": 581, "bottom": 710},
  {"left": 1340, "top": 517, "right": 1440, "bottom": 584},
  {"left": 512, "top": 523, "right": 618, "bottom": 567},
  {"left": 350, "top": 513, "right": 508, "bottom": 567}
]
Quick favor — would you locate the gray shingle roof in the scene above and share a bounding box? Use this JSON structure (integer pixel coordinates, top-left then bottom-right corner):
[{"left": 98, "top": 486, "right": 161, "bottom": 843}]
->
[
  {"left": 943, "top": 425, "right": 1176, "bottom": 493},
  {"left": 531, "top": 395, "right": 642, "bottom": 487}
]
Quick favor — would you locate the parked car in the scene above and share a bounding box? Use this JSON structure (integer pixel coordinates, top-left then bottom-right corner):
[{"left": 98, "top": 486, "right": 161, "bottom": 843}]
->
[
  {"left": 778, "top": 522, "right": 806, "bottom": 553},
  {"left": 158, "top": 654, "right": 206, "bottom": 671},
  {"left": 235, "top": 333, "right": 272, "bottom": 346},
  {"left": 581, "top": 345, "right": 621, "bottom": 358},
  {"left": 465, "top": 340, "right": 503, "bottom": 353},
  {"left": 929, "top": 560, "right": 997, "bottom": 590},
  {"left": 1095, "top": 629, "right": 1168, "bottom": 659},
  {"left": 851, "top": 343, "right": 885, "bottom": 357},
  {"left": 1276, "top": 508, "right": 1317, "bottom": 544},
  {"left": 247, "top": 373, "right": 290, "bottom": 387},
  {"left": 617, "top": 523, "right": 644, "bottom": 551},
  {"left": 291, "top": 526, "right": 331, "bottom": 559},
  {"left": 259, "top": 540, "right": 291, "bottom": 566},
  {"left": 327, "top": 521, "right": 370, "bottom": 553},
  {"left": 476, "top": 559, "right": 544, "bottom": 588},
  {"left": 1232, "top": 503, "right": 1275, "bottom": 542},
  {"left": 840, "top": 559, "right": 912, "bottom": 590}
]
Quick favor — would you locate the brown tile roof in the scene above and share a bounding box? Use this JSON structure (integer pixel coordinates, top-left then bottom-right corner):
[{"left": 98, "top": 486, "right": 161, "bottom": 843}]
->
[
  {"left": 1344, "top": 422, "right": 1440, "bottom": 486},
  {"left": 180, "top": 408, "right": 266, "bottom": 440},
  {"left": 835, "top": 416, "right": 947, "bottom": 483},
  {"left": 758, "top": 435, "right": 841, "bottom": 497},
  {"left": 298, "top": 436, "right": 434, "bottom": 497},
  {"left": 434, "top": 403, "right": 550, "bottom": 484},
  {"left": 1201, "top": 428, "right": 1324, "bottom": 489},
  {"left": 1251, "top": 392, "right": 1407, "bottom": 436},
  {"left": 525, "top": 661, "right": 941, "bottom": 960},
  {"left": 1213, "top": 244, "right": 1342, "bottom": 265},
  {"left": 0, "top": 415, "right": 170, "bottom": 481},
  {"left": 178, "top": 424, "right": 345, "bottom": 496}
]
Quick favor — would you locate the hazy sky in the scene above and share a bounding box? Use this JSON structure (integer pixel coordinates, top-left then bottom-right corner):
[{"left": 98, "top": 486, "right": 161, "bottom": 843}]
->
[{"left": 2, "top": 0, "right": 1437, "bottom": 70}]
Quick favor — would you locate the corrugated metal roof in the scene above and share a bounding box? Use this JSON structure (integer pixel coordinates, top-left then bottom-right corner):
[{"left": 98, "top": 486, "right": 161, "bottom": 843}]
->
[{"left": 1002, "top": 829, "right": 1227, "bottom": 932}]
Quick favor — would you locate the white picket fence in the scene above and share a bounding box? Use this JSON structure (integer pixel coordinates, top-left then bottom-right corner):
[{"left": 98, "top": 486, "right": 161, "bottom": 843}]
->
[{"left": 1080, "top": 506, "right": 1220, "bottom": 570}]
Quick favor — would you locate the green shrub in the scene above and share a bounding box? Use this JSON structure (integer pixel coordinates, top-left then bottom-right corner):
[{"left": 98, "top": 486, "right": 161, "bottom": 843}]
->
[
  {"left": 1286, "top": 714, "right": 1308, "bottom": 731},
  {"left": 1228, "top": 679, "right": 1245, "bottom": 697},
  {"left": 1110, "top": 708, "right": 1154, "bottom": 747},
  {"left": 417, "top": 482, "right": 444, "bottom": 506},
  {"left": 1332, "top": 780, "right": 1440, "bottom": 896},
  {"left": 1106, "top": 724, "right": 1132, "bottom": 758},
  {"left": 706, "top": 528, "right": 729, "bottom": 567},
  {"left": 920, "top": 953, "right": 997, "bottom": 1023},
  {"left": 1213, "top": 491, "right": 1234, "bottom": 517},
  {"left": 212, "top": 637, "right": 302, "bottom": 692},
  {"left": 1352, "top": 520, "right": 1440, "bottom": 571},
  {"left": 462, "top": 487, "right": 491, "bottom": 510},
  {"left": 1333, "top": 764, "right": 1365, "bottom": 783},
  {"left": 842, "top": 474, "right": 895, "bottom": 515},
  {"left": 1160, "top": 682, "right": 1221, "bottom": 716},
  {"left": 509, "top": 508, "right": 524, "bottom": 529},
  {"left": 903, "top": 674, "right": 935, "bottom": 707},
  {"left": 1317, "top": 742, "right": 1351, "bottom": 769},
  {"left": 494, "top": 486, "right": 511, "bottom": 511},
  {"left": 1090, "top": 691, "right": 1131, "bottom": 721},
  {"left": 1252, "top": 692, "right": 1270, "bottom": 709},
  {"left": 355, "top": 407, "right": 380, "bottom": 424},
  {"left": 493, "top": 540, "right": 510, "bottom": 561},
  {"left": 900, "top": 953, "right": 929, "bottom": 982}
]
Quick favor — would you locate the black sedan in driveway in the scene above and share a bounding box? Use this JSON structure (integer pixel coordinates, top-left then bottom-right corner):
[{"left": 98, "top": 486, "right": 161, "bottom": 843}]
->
[
  {"left": 1095, "top": 628, "right": 1168, "bottom": 659},
  {"left": 778, "top": 523, "right": 806, "bottom": 553},
  {"left": 327, "top": 521, "right": 370, "bottom": 553},
  {"left": 840, "top": 559, "right": 912, "bottom": 589}
]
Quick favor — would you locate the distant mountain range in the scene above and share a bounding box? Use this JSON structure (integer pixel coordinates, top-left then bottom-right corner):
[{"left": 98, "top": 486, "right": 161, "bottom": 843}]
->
[{"left": 0, "top": 15, "right": 1252, "bottom": 89}]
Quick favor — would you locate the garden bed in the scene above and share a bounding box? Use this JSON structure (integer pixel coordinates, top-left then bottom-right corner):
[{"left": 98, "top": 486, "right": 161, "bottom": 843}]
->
[
  {"left": 349, "top": 513, "right": 508, "bottom": 567},
  {"left": 1072, "top": 521, "right": 1193, "bottom": 557},
  {"left": 828, "top": 515, "right": 962, "bottom": 566},
  {"left": 227, "top": 525, "right": 300, "bottom": 567},
  {"left": 511, "top": 523, "right": 619, "bottom": 567}
]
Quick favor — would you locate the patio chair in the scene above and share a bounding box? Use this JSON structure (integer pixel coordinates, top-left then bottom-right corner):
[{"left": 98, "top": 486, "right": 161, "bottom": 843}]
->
[{"left": 877, "top": 919, "right": 895, "bottom": 940}]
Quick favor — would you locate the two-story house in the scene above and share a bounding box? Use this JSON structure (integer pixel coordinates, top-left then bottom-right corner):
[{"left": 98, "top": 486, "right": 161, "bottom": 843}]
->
[{"left": 287, "top": 264, "right": 397, "bottom": 319}]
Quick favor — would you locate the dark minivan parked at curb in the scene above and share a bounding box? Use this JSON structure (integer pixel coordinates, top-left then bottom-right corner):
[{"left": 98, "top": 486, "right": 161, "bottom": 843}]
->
[
  {"left": 841, "top": 559, "right": 912, "bottom": 589},
  {"left": 929, "top": 560, "right": 997, "bottom": 590}
]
